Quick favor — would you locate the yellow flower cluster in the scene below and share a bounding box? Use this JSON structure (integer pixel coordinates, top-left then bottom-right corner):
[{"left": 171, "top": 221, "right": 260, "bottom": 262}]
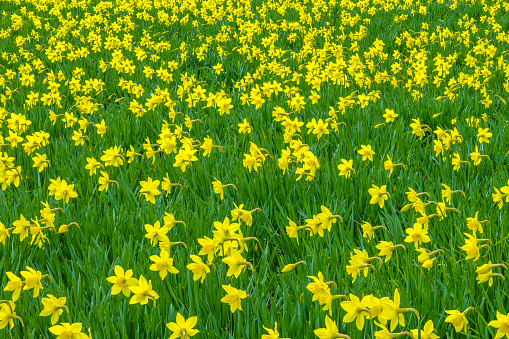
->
[{"left": 0, "top": 0, "right": 508, "bottom": 337}]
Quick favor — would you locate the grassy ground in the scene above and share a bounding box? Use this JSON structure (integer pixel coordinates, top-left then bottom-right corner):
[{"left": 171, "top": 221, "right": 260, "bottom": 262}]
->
[{"left": 0, "top": 0, "right": 508, "bottom": 337}]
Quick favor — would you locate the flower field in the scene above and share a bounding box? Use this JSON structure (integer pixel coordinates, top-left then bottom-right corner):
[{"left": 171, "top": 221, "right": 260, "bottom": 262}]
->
[{"left": 0, "top": 0, "right": 509, "bottom": 337}]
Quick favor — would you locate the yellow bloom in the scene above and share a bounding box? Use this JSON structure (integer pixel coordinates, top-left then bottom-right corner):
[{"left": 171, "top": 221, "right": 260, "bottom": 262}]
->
[
  {"left": 340, "top": 294, "right": 370, "bottom": 330},
  {"left": 129, "top": 275, "right": 159, "bottom": 306},
  {"left": 85, "top": 157, "right": 103, "bottom": 176},
  {"left": 384, "top": 155, "right": 405, "bottom": 177},
  {"left": 161, "top": 175, "right": 183, "bottom": 196},
  {"left": 166, "top": 313, "right": 199, "bottom": 339},
  {"left": 220, "top": 284, "right": 248, "bottom": 313},
  {"left": 139, "top": 177, "right": 161, "bottom": 204},
  {"left": 368, "top": 184, "right": 390, "bottom": 208},
  {"left": 0, "top": 222, "right": 11, "bottom": 244},
  {"left": 410, "top": 320, "right": 439, "bottom": 339},
  {"left": 100, "top": 146, "right": 123, "bottom": 167},
  {"left": 475, "top": 261, "right": 506, "bottom": 286},
  {"left": 71, "top": 130, "right": 88, "bottom": 146},
  {"left": 314, "top": 315, "right": 350, "bottom": 339},
  {"left": 32, "top": 153, "right": 50, "bottom": 172},
  {"left": 213, "top": 63, "right": 223, "bottom": 74},
  {"left": 285, "top": 218, "right": 310, "bottom": 244},
  {"left": 49, "top": 322, "right": 89, "bottom": 339},
  {"left": 212, "top": 178, "right": 237, "bottom": 200},
  {"left": 281, "top": 261, "right": 306, "bottom": 273},
  {"left": 404, "top": 223, "right": 431, "bottom": 248},
  {"left": 466, "top": 212, "right": 489, "bottom": 234},
  {"left": 20, "top": 266, "right": 52, "bottom": 298},
  {"left": 415, "top": 248, "right": 442, "bottom": 269},
  {"left": 383, "top": 109, "right": 398, "bottom": 122},
  {"left": 358, "top": 144, "right": 375, "bottom": 162},
  {"left": 469, "top": 145, "right": 490, "bottom": 166},
  {"left": 376, "top": 241, "right": 405, "bottom": 262},
  {"left": 488, "top": 311, "right": 509, "bottom": 339},
  {"left": 39, "top": 295, "right": 68, "bottom": 325},
  {"left": 144, "top": 221, "right": 169, "bottom": 247},
  {"left": 53, "top": 180, "right": 78, "bottom": 203},
  {"left": 237, "top": 118, "right": 253, "bottom": 134},
  {"left": 186, "top": 255, "right": 211, "bottom": 283},
  {"left": 3, "top": 272, "right": 24, "bottom": 301},
  {"left": 262, "top": 322, "right": 284, "bottom": 339},
  {"left": 476, "top": 127, "right": 492, "bottom": 143},
  {"left": 0, "top": 301, "right": 23, "bottom": 330},
  {"left": 361, "top": 222, "right": 384, "bottom": 240},
  {"left": 379, "top": 289, "right": 420, "bottom": 331},
  {"left": 317, "top": 205, "right": 342, "bottom": 231},
  {"left": 337, "top": 159, "right": 355, "bottom": 178},
  {"left": 98, "top": 171, "right": 118, "bottom": 192},
  {"left": 149, "top": 249, "right": 179, "bottom": 279},
  {"left": 200, "top": 136, "right": 223, "bottom": 157},
  {"left": 445, "top": 307, "right": 474, "bottom": 332},
  {"left": 12, "top": 214, "right": 32, "bottom": 241},
  {"left": 441, "top": 183, "right": 465, "bottom": 204},
  {"left": 106, "top": 265, "right": 138, "bottom": 297},
  {"left": 198, "top": 236, "right": 216, "bottom": 263},
  {"left": 222, "top": 249, "right": 252, "bottom": 278},
  {"left": 95, "top": 119, "right": 108, "bottom": 137},
  {"left": 163, "top": 212, "right": 186, "bottom": 230}
]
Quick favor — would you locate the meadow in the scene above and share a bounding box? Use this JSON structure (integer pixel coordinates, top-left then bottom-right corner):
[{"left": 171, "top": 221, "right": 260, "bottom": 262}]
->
[{"left": 0, "top": 0, "right": 509, "bottom": 337}]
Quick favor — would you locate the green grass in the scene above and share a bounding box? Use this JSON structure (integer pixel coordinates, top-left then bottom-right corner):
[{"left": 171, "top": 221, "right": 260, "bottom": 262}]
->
[{"left": 0, "top": 0, "right": 508, "bottom": 337}]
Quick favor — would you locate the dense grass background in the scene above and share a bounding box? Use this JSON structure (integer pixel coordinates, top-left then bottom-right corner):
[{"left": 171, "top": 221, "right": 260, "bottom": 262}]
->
[{"left": 0, "top": 0, "right": 508, "bottom": 337}]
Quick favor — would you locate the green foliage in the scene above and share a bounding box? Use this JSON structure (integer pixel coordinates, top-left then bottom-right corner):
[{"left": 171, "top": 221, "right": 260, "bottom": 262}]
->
[{"left": 0, "top": 0, "right": 508, "bottom": 337}]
